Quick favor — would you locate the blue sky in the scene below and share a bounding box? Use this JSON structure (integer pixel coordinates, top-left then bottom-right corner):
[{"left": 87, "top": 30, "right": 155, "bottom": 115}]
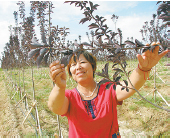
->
[{"left": 0, "top": 1, "right": 159, "bottom": 65}]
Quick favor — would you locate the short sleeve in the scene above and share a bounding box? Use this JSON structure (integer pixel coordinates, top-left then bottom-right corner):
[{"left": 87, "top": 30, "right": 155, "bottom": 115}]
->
[{"left": 110, "top": 83, "right": 123, "bottom": 105}]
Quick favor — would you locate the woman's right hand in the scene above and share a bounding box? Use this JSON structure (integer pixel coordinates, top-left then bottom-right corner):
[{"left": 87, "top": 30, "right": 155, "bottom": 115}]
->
[{"left": 49, "top": 60, "right": 67, "bottom": 89}]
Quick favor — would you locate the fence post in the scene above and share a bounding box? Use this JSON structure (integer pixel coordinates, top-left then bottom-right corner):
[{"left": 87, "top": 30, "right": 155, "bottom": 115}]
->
[{"left": 31, "top": 64, "right": 42, "bottom": 137}]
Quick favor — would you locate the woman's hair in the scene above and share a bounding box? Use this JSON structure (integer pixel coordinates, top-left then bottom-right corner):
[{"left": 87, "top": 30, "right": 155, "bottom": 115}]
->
[{"left": 67, "top": 49, "right": 97, "bottom": 78}]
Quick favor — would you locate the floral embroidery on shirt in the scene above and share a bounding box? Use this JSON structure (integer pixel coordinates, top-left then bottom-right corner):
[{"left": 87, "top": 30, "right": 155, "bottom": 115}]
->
[
  {"left": 83, "top": 100, "right": 97, "bottom": 119},
  {"left": 112, "top": 130, "right": 121, "bottom": 138}
]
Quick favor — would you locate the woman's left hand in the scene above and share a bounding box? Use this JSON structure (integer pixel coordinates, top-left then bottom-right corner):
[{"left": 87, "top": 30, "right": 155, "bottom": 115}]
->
[{"left": 137, "top": 42, "right": 169, "bottom": 71}]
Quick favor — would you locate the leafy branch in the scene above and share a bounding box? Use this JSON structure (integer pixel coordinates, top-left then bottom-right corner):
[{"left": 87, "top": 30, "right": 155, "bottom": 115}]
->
[
  {"left": 64, "top": 1, "right": 170, "bottom": 112},
  {"left": 28, "top": 2, "right": 71, "bottom": 67},
  {"left": 26, "top": 1, "right": 170, "bottom": 112}
]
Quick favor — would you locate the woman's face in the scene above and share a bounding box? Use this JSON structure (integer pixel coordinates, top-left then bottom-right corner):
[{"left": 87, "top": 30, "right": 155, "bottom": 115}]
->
[{"left": 69, "top": 54, "right": 94, "bottom": 83}]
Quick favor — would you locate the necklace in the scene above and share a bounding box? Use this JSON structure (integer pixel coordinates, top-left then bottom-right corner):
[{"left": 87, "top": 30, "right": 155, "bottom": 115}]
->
[{"left": 77, "top": 83, "right": 98, "bottom": 98}]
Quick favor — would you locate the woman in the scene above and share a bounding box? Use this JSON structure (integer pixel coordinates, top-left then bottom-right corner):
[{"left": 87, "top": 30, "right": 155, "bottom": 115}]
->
[{"left": 48, "top": 42, "right": 169, "bottom": 138}]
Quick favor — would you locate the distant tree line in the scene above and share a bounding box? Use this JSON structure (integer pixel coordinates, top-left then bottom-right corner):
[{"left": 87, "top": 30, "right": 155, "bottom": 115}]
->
[{"left": 0, "top": 1, "right": 169, "bottom": 69}]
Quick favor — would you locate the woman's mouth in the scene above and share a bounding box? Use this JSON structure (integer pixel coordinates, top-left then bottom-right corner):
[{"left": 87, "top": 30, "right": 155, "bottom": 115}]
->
[{"left": 76, "top": 72, "right": 85, "bottom": 76}]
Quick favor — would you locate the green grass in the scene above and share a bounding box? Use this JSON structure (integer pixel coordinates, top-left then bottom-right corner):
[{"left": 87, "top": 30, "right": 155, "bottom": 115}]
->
[{"left": 2, "top": 57, "right": 170, "bottom": 138}]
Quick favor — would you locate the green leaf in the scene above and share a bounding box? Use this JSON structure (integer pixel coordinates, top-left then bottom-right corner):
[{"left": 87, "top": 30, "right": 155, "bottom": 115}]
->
[
  {"left": 88, "top": 23, "right": 99, "bottom": 29},
  {"left": 126, "top": 88, "right": 129, "bottom": 92},
  {"left": 99, "top": 16, "right": 104, "bottom": 20},
  {"left": 108, "top": 55, "right": 115, "bottom": 58},
  {"left": 121, "top": 87, "right": 125, "bottom": 90},
  {"left": 106, "top": 82, "right": 113, "bottom": 89},
  {"left": 101, "top": 19, "right": 106, "bottom": 23},
  {"left": 116, "top": 82, "right": 121, "bottom": 85},
  {"left": 102, "top": 24, "right": 107, "bottom": 28},
  {"left": 123, "top": 80, "right": 128, "bottom": 86},
  {"left": 97, "top": 79, "right": 111, "bottom": 86},
  {"left": 40, "top": 48, "right": 48, "bottom": 55},
  {"left": 61, "top": 56, "right": 68, "bottom": 67},
  {"left": 86, "top": 7, "right": 90, "bottom": 10},
  {"left": 124, "top": 40, "right": 135, "bottom": 46},
  {"left": 44, "top": 52, "right": 49, "bottom": 65},
  {"left": 81, "top": 42, "right": 92, "bottom": 46},
  {"left": 115, "top": 48, "right": 121, "bottom": 54},
  {"left": 37, "top": 54, "right": 44, "bottom": 67},
  {"left": 113, "top": 71, "right": 119, "bottom": 81},
  {"left": 28, "top": 48, "right": 41, "bottom": 59},
  {"left": 95, "top": 15, "right": 100, "bottom": 20},
  {"left": 112, "top": 64, "right": 118, "bottom": 68},
  {"left": 89, "top": 1, "right": 93, "bottom": 10},
  {"left": 135, "top": 39, "right": 144, "bottom": 47},
  {"left": 103, "top": 63, "right": 109, "bottom": 75},
  {"left": 92, "top": 48, "right": 103, "bottom": 54},
  {"left": 93, "top": 4, "right": 99, "bottom": 10},
  {"left": 113, "top": 68, "right": 123, "bottom": 73},
  {"left": 79, "top": 17, "right": 89, "bottom": 24},
  {"left": 115, "top": 76, "right": 121, "bottom": 82},
  {"left": 36, "top": 48, "right": 49, "bottom": 67},
  {"left": 96, "top": 34, "right": 104, "bottom": 39},
  {"left": 128, "top": 70, "right": 132, "bottom": 76},
  {"left": 113, "top": 84, "right": 116, "bottom": 90},
  {"left": 83, "top": 11, "right": 90, "bottom": 16}
]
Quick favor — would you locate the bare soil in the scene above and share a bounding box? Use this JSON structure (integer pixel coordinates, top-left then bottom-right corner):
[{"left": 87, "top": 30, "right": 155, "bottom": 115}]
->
[
  {"left": 0, "top": 74, "right": 21, "bottom": 137},
  {"left": 0, "top": 72, "right": 35, "bottom": 138}
]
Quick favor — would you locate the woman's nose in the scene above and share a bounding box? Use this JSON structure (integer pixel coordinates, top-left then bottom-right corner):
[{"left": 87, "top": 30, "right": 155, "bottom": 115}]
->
[{"left": 75, "top": 62, "right": 81, "bottom": 70}]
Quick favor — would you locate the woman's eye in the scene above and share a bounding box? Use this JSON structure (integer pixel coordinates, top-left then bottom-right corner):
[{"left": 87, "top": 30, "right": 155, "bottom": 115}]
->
[
  {"left": 81, "top": 61, "right": 86, "bottom": 63},
  {"left": 71, "top": 63, "right": 76, "bottom": 66}
]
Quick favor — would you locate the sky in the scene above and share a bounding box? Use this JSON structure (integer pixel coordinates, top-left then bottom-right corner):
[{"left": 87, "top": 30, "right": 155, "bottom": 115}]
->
[{"left": 0, "top": 1, "right": 160, "bottom": 66}]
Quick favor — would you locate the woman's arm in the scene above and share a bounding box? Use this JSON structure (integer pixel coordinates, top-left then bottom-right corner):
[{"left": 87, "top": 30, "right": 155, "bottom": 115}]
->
[
  {"left": 116, "top": 66, "right": 150, "bottom": 101},
  {"left": 48, "top": 60, "right": 69, "bottom": 115},
  {"left": 116, "top": 43, "right": 169, "bottom": 101},
  {"left": 48, "top": 85, "right": 69, "bottom": 115}
]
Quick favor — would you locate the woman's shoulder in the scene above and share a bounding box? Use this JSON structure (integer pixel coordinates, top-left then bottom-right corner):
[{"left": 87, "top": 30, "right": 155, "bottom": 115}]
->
[
  {"left": 99, "top": 81, "right": 115, "bottom": 90},
  {"left": 65, "top": 88, "right": 78, "bottom": 97},
  {"left": 98, "top": 81, "right": 116, "bottom": 97},
  {"left": 99, "top": 81, "right": 122, "bottom": 105}
]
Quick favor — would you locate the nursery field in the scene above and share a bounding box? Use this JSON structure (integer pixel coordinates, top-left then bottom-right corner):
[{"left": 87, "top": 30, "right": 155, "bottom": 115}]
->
[{"left": 0, "top": 57, "right": 170, "bottom": 138}]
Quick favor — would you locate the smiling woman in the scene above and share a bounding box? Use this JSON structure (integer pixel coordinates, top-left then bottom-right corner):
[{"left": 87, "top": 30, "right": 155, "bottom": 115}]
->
[
  {"left": 67, "top": 50, "right": 98, "bottom": 99},
  {"left": 48, "top": 45, "right": 169, "bottom": 138},
  {"left": 69, "top": 54, "right": 94, "bottom": 81},
  {"left": 48, "top": 49, "right": 123, "bottom": 137},
  {"left": 67, "top": 50, "right": 97, "bottom": 78}
]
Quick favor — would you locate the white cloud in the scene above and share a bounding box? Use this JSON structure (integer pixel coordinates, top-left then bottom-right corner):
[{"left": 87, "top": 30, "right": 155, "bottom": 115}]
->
[
  {"left": 0, "top": 1, "right": 18, "bottom": 13},
  {"left": 51, "top": 1, "right": 83, "bottom": 22},
  {"left": 96, "top": 1, "right": 138, "bottom": 14},
  {"left": 0, "top": 20, "right": 15, "bottom": 47},
  {"left": 118, "top": 15, "right": 153, "bottom": 42},
  {"left": 0, "top": 1, "right": 159, "bottom": 66},
  {"left": 103, "top": 14, "right": 153, "bottom": 42}
]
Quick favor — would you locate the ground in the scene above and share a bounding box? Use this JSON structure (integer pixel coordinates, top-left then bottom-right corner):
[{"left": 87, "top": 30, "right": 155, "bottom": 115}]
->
[
  {"left": 0, "top": 85, "right": 148, "bottom": 138},
  {"left": 0, "top": 63, "right": 170, "bottom": 138},
  {"left": 0, "top": 75, "right": 20, "bottom": 137}
]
